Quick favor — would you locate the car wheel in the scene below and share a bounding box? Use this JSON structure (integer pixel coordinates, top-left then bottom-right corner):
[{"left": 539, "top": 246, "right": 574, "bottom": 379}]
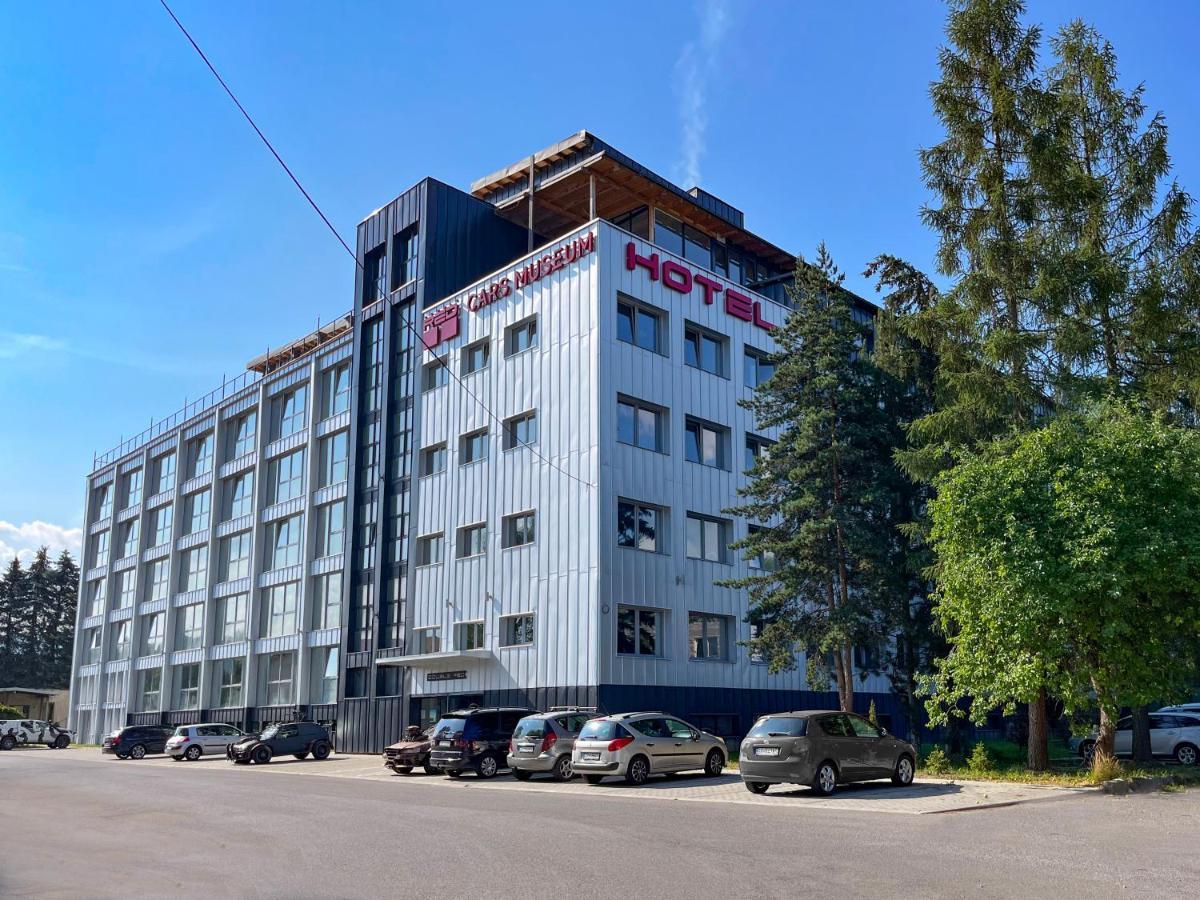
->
[
  {"left": 552, "top": 755, "right": 573, "bottom": 782},
  {"left": 1175, "top": 743, "right": 1199, "bottom": 766},
  {"left": 233, "top": 759, "right": 249, "bottom": 765},
  {"left": 811, "top": 761, "right": 838, "bottom": 796},
  {"left": 53, "top": 735, "right": 70, "bottom": 749},
  {"left": 584, "top": 774, "right": 605, "bottom": 785},
  {"left": 423, "top": 764, "right": 437, "bottom": 776},
  {"left": 892, "top": 754, "right": 915, "bottom": 786},
  {"left": 445, "top": 769, "right": 463, "bottom": 779},
  {"left": 253, "top": 745, "right": 272, "bottom": 765},
  {"left": 114, "top": 751, "right": 130, "bottom": 760},
  {"left": 745, "top": 781, "right": 771, "bottom": 795},
  {"left": 704, "top": 749, "right": 725, "bottom": 777},
  {"left": 293, "top": 752, "right": 310, "bottom": 760},
  {"left": 625, "top": 755, "right": 650, "bottom": 786},
  {"left": 129, "top": 744, "right": 146, "bottom": 760},
  {"left": 476, "top": 753, "right": 500, "bottom": 779},
  {"left": 512, "top": 767, "right": 534, "bottom": 781},
  {"left": 392, "top": 765, "right": 413, "bottom": 775},
  {"left": 185, "top": 745, "right": 203, "bottom": 761},
  {"left": 0, "top": 735, "right": 15, "bottom": 751},
  {"left": 311, "top": 741, "right": 331, "bottom": 760}
]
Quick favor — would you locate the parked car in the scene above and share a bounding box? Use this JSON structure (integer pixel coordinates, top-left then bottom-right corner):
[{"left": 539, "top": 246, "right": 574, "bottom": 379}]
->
[
  {"left": 1156, "top": 703, "right": 1200, "bottom": 716},
  {"left": 428, "top": 706, "right": 535, "bottom": 779},
  {"left": 102, "top": 724, "right": 175, "bottom": 759},
  {"left": 571, "top": 712, "right": 727, "bottom": 785},
  {"left": 509, "top": 708, "right": 595, "bottom": 781},
  {"left": 1071, "top": 713, "right": 1200, "bottom": 766},
  {"left": 739, "top": 711, "right": 917, "bottom": 796},
  {"left": 166, "top": 723, "right": 247, "bottom": 761},
  {"left": 227, "top": 722, "right": 332, "bottom": 765},
  {"left": 0, "top": 719, "right": 72, "bottom": 750},
  {"left": 383, "top": 724, "right": 435, "bottom": 775}
]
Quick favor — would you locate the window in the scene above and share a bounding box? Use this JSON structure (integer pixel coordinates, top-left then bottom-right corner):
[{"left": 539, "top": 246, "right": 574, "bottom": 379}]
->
[
  {"left": 321, "top": 363, "right": 351, "bottom": 419},
  {"left": 94, "top": 483, "right": 113, "bottom": 521},
  {"left": 748, "top": 623, "right": 766, "bottom": 664},
  {"left": 653, "top": 209, "right": 684, "bottom": 255},
  {"left": 178, "top": 547, "right": 208, "bottom": 592},
  {"left": 225, "top": 471, "right": 254, "bottom": 519},
  {"left": 377, "top": 664, "right": 402, "bottom": 698},
  {"left": 617, "top": 296, "right": 664, "bottom": 354},
  {"left": 456, "top": 621, "right": 485, "bottom": 650},
  {"left": 270, "top": 449, "right": 306, "bottom": 504},
  {"left": 264, "top": 652, "right": 294, "bottom": 706},
  {"left": 316, "top": 501, "right": 346, "bottom": 558},
  {"left": 110, "top": 620, "right": 132, "bottom": 659},
  {"left": 505, "top": 316, "right": 538, "bottom": 357},
  {"left": 230, "top": 410, "right": 257, "bottom": 459},
  {"left": 617, "top": 606, "right": 660, "bottom": 656},
  {"left": 503, "top": 410, "right": 537, "bottom": 450},
  {"left": 747, "top": 525, "right": 778, "bottom": 572},
  {"left": 419, "top": 442, "right": 446, "bottom": 476},
  {"left": 316, "top": 431, "right": 349, "bottom": 487},
  {"left": 611, "top": 205, "right": 649, "bottom": 239},
  {"left": 459, "top": 429, "right": 488, "bottom": 465},
  {"left": 152, "top": 505, "right": 173, "bottom": 547},
  {"left": 686, "top": 513, "right": 729, "bottom": 563},
  {"left": 276, "top": 386, "right": 308, "bottom": 439},
  {"left": 617, "top": 397, "right": 666, "bottom": 452},
  {"left": 461, "top": 339, "right": 490, "bottom": 375},
  {"left": 683, "top": 224, "right": 712, "bottom": 269},
  {"left": 391, "top": 223, "right": 419, "bottom": 289},
  {"left": 215, "top": 593, "right": 247, "bottom": 644},
  {"left": 617, "top": 500, "right": 662, "bottom": 553},
  {"left": 187, "top": 433, "right": 214, "bottom": 479},
  {"left": 502, "top": 511, "right": 536, "bottom": 548},
  {"left": 115, "top": 570, "right": 136, "bottom": 609},
  {"left": 87, "top": 579, "right": 106, "bottom": 617},
  {"left": 449, "top": 522, "right": 486, "bottom": 559},
  {"left": 176, "top": 604, "right": 204, "bottom": 650},
  {"left": 684, "top": 323, "right": 728, "bottom": 377},
  {"left": 311, "top": 647, "right": 339, "bottom": 704},
  {"left": 688, "top": 612, "right": 730, "bottom": 661},
  {"left": 119, "top": 519, "right": 140, "bottom": 558},
  {"left": 145, "top": 560, "right": 169, "bottom": 603},
  {"left": 91, "top": 530, "right": 110, "bottom": 568},
  {"left": 269, "top": 514, "right": 304, "bottom": 570},
  {"left": 500, "top": 613, "right": 535, "bottom": 647},
  {"left": 219, "top": 531, "right": 252, "bottom": 581},
  {"left": 124, "top": 468, "right": 143, "bottom": 509},
  {"left": 422, "top": 361, "right": 448, "bottom": 392},
  {"left": 141, "top": 612, "right": 165, "bottom": 655},
  {"left": 217, "top": 659, "right": 243, "bottom": 708},
  {"left": 343, "top": 667, "right": 369, "bottom": 698},
  {"left": 185, "top": 490, "right": 211, "bottom": 535},
  {"left": 744, "top": 347, "right": 775, "bottom": 389},
  {"left": 264, "top": 583, "right": 299, "bottom": 636},
  {"left": 745, "top": 434, "right": 774, "bottom": 473},
  {"left": 139, "top": 669, "right": 161, "bottom": 711},
  {"left": 153, "top": 451, "right": 176, "bottom": 495},
  {"left": 416, "top": 533, "right": 444, "bottom": 566},
  {"left": 685, "top": 418, "right": 730, "bottom": 470},
  {"left": 312, "top": 572, "right": 342, "bottom": 630},
  {"left": 83, "top": 627, "right": 102, "bottom": 664},
  {"left": 412, "top": 627, "right": 441, "bottom": 654}
]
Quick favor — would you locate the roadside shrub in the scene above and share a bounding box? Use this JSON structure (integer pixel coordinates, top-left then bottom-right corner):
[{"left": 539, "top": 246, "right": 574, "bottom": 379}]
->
[
  {"left": 1088, "top": 749, "right": 1122, "bottom": 784},
  {"left": 867, "top": 700, "right": 878, "bottom": 727},
  {"left": 967, "top": 741, "right": 992, "bottom": 774},
  {"left": 923, "top": 746, "right": 950, "bottom": 774},
  {"left": 0, "top": 704, "right": 22, "bottom": 720}
]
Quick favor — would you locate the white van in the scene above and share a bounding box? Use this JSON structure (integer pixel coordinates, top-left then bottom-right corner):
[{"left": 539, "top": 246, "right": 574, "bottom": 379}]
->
[{"left": 0, "top": 719, "right": 72, "bottom": 750}]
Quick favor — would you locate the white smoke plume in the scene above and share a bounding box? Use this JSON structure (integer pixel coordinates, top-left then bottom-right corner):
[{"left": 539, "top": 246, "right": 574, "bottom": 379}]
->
[{"left": 675, "top": 0, "right": 731, "bottom": 189}]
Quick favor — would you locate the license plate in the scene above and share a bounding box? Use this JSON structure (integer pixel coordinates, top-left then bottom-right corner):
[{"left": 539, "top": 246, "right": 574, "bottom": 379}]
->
[
  {"left": 517, "top": 744, "right": 534, "bottom": 753},
  {"left": 440, "top": 740, "right": 454, "bottom": 747},
  {"left": 582, "top": 751, "right": 600, "bottom": 761},
  {"left": 756, "top": 746, "right": 780, "bottom": 757}
]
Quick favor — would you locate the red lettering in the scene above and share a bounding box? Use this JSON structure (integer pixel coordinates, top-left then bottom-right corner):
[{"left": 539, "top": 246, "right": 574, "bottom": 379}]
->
[
  {"left": 725, "top": 289, "right": 754, "bottom": 322},
  {"left": 578, "top": 232, "right": 595, "bottom": 255},
  {"left": 661, "top": 260, "right": 692, "bottom": 293},
  {"left": 553, "top": 247, "right": 565, "bottom": 270},
  {"left": 625, "top": 242, "right": 659, "bottom": 280},
  {"left": 694, "top": 274, "right": 723, "bottom": 306},
  {"left": 752, "top": 302, "right": 776, "bottom": 331}
]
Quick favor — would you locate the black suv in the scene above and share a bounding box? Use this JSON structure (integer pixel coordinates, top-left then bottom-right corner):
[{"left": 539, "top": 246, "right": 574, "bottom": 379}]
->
[
  {"left": 428, "top": 707, "right": 536, "bottom": 778},
  {"left": 227, "top": 722, "right": 332, "bottom": 764},
  {"left": 103, "top": 725, "right": 174, "bottom": 759}
]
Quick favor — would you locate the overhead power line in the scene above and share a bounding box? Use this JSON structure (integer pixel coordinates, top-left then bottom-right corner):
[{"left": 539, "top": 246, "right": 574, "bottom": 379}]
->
[{"left": 157, "top": 0, "right": 596, "bottom": 490}]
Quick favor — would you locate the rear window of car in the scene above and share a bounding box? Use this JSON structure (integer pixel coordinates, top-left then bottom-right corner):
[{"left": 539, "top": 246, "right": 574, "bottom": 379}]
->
[
  {"left": 748, "top": 717, "right": 808, "bottom": 738},
  {"left": 578, "top": 720, "right": 628, "bottom": 741},
  {"left": 512, "top": 717, "right": 548, "bottom": 739},
  {"left": 432, "top": 716, "right": 482, "bottom": 740}
]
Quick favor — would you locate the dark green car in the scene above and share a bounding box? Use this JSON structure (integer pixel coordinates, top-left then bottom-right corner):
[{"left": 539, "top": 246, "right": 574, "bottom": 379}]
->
[{"left": 739, "top": 711, "right": 916, "bottom": 796}]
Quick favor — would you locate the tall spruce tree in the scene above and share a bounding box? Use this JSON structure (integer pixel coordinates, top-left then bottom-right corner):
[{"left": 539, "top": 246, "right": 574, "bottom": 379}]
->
[
  {"left": 48, "top": 550, "right": 79, "bottom": 688},
  {"left": 0, "top": 558, "right": 27, "bottom": 685},
  {"left": 725, "top": 245, "right": 902, "bottom": 713},
  {"left": 26, "top": 549, "right": 52, "bottom": 687}
]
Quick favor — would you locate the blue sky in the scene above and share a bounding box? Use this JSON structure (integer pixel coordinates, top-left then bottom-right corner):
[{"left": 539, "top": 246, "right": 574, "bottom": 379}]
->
[{"left": 1, "top": 0, "right": 1197, "bottom": 561}]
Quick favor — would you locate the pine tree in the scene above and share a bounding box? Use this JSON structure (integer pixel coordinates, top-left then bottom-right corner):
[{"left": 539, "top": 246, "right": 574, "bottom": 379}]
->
[
  {"left": 26, "top": 548, "right": 52, "bottom": 687},
  {"left": 724, "top": 245, "right": 903, "bottom": 713},
  {"left": 48, "top": 551, "right": 80, "bottom": 689},
  {"left": 0, "top": 558, "right": 28, "bottom": 685}
]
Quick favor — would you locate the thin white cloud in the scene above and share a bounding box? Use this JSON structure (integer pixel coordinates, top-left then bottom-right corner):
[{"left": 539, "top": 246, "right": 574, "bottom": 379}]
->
[
  {"left": 0, "top": 520, "right": 83, "bottom": 565},
  {"left": 674, "top": 0, "right": 731, "bottom": 188},
  {"left": 0, "top": 331, "right": 67, "bottom": 360},
  {"left": 0, "top": 328, "right": 225, "bottom": 377}
]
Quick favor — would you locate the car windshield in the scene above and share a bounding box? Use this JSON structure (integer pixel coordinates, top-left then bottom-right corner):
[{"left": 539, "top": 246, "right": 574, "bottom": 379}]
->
[
  {"left": 578, "top": 720, "right": 625, "bottom": 741},
  {"left": 172, "top": 727, "right": 187, "bottom": 737},
  {"left": 512, "top": 718, "right": 547, "bottom": 739},
  {"left": 259, "top": 726, "right": 279, "bottom": 739},
  {"left": 432, "top": 717, "right": 469, "bottom": 739},
  {"left": 748, "top": 717, "right": 808, "bottom": 738}
]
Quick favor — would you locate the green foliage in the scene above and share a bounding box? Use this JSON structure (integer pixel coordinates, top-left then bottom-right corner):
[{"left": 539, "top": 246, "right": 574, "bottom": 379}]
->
[
  {"left": 0, "top": 549, "right": 78, "bottom": 689},
  {"left": 0, "top": 704, "right": 23, "bottom": 719},
  {"left": 867, "top": 700, "right": 878, "bottom": 727},
  {"left": 922, "top": 746, "right": 950, "bottom": 775},
  {"left": 926, "top": 402, "right": 1200, "bottom": 731},
  {"left": 967, "top": 742, "right": 992, "bottom": 774}
]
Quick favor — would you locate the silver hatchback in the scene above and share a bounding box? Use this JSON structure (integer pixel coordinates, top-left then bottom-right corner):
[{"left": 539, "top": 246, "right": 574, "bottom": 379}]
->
[
  {"left": 509, "top": 709, "right": 594, "bottom": 781},
  {"left": 571, "top": 712, "right": 727, "bottom": 785},
  {"left": 166, "top": 723, "right": 246, "bottom": 760}
]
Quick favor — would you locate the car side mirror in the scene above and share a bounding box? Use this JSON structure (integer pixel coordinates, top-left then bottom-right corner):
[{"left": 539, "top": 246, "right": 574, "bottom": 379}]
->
[
  {"left": 880, "top": 728, "right": 889, "bottom": 736},
  {"left": 691, "top": 731, "right": 701, "bottom": 741}
]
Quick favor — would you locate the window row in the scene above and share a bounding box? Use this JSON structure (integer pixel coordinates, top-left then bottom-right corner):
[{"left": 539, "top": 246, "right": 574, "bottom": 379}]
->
[
  {"left": 421, "top": 316, "right": 539, "bottom": 391},
  {"left": 418, "top": 410, "right": 537, "bottom": 476},
  {"left": 415, "top": 511, "right": 537, "bottom": 566},
  {"left": 409, "top": 611, "right": 536, "bottom": 654},
  {"left": 617, "top": 395, "right": 775, "bottom": 472},
  {"left": 616, "top": 606, "right": 765, "bottom": 664},
  {"left": 616, "top": 500, "right": 776, "bottom": 569}
]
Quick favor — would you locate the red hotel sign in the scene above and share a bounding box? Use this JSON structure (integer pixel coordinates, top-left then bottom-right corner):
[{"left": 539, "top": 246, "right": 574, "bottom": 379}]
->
[
  {"left": 625, "top": 242, "right": 776, "bottom": 332},
  {"left": 422, "top": 232, "right": 596, "bottom": 349}
]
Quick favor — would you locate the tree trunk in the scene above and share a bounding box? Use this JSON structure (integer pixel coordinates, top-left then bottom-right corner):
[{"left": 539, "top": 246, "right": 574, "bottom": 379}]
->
[
  {"left": 837, "top": 641, "right": 855, "bottom": 713},
  {"left": 1132, "top": 706, "right": 1153, "bottom": 764},
  {"left": 1027, "top": 688, "right": 1050, "bottom": 771},
  {"left": 1095, "top": 706, "right": 1116, "bottom": 759}
]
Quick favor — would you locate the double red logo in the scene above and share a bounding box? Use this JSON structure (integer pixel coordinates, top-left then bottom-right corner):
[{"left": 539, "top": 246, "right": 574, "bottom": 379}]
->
[{"left": 422, "top": 304, "right": 461, "bottom": 349}]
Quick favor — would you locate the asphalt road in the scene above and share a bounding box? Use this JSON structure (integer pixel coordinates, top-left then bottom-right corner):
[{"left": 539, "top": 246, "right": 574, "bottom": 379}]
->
[{"left": 3, "top": 749, "right": 1197, "bottom": 899}]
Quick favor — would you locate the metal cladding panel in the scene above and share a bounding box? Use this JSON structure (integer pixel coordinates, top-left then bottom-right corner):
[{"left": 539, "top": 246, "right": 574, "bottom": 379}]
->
[
  {"left": 411, "top": 224, "right": 602, "bottom": 700},
  {"left": 372, "top": 695, "right": 407, "bottom": 748},
  {"left": 337, "top": 698, "right": 374, "bottom": 754}
]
